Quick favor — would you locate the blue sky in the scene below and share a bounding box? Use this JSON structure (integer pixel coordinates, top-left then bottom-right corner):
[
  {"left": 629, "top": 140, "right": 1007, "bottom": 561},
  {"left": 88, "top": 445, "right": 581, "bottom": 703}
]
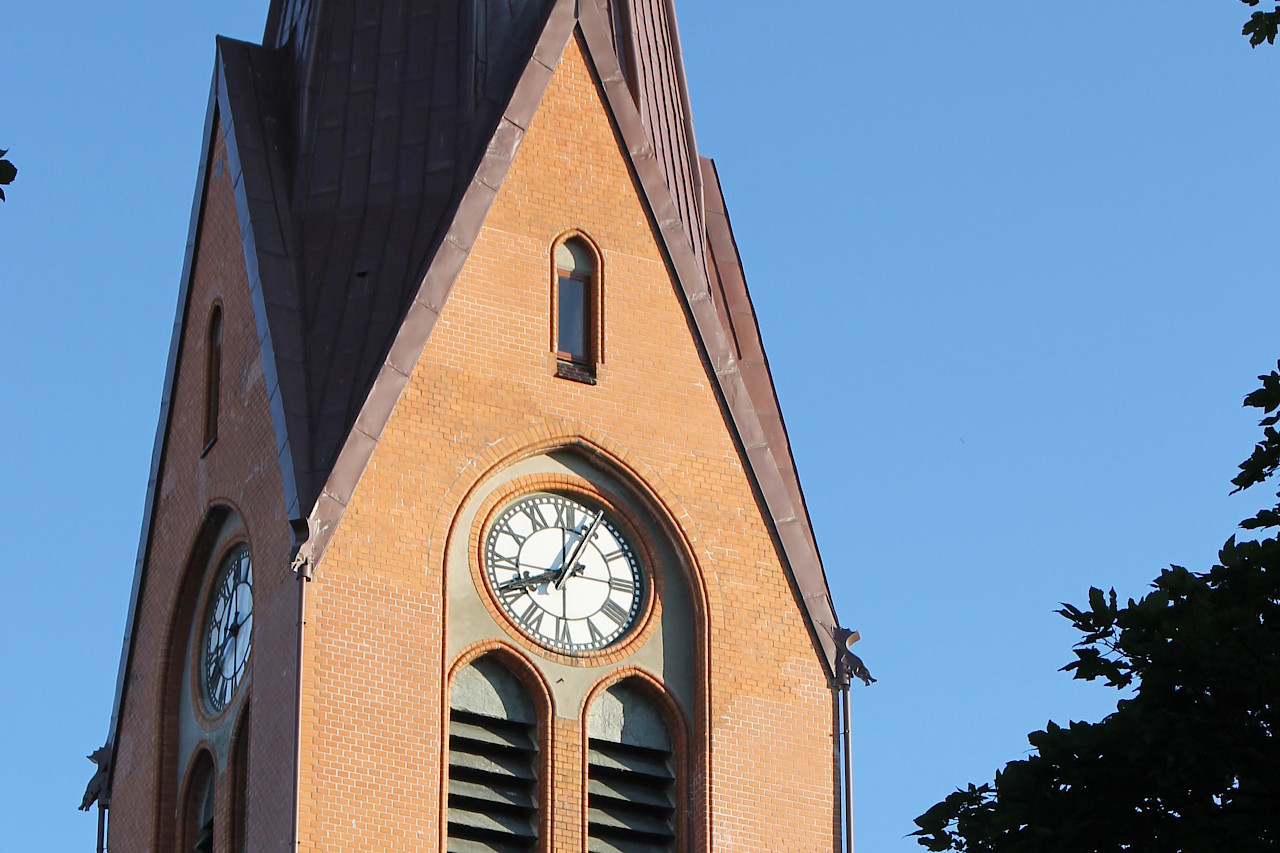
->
[{"left": 2, "top": 2, "right": 1278, "bottom": 851}]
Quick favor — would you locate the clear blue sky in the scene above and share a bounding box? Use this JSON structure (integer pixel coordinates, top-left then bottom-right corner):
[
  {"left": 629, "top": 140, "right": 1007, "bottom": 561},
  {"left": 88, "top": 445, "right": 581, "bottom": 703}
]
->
[{"left": 3, "top": 2, "right": 1277, "bottom": 850}]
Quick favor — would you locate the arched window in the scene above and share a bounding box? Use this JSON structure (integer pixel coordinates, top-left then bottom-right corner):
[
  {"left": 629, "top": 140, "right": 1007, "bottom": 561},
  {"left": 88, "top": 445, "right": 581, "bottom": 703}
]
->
[
  {"left": 202, "top": 306, "right": 222, "bottom": 454},
  {"left": 447, "top": 657, "right": 540, "bottom": 852},
  {"left": 182, "top": 752, "right": 217, "bottom": 853},
  {"left": 554, "top": 237, "right": 598, "bottom": 379},
  {"left": 586, "top": 681, "right": 677, "bottom": 853}
]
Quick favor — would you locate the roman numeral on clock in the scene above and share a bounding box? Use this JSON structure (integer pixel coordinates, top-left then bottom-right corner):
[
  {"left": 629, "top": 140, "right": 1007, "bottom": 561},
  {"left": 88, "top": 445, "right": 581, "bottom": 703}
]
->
[
  {"left": 519, "top": 504, "right": 550, "bottom": 531},
  {"left": 517, "top": 600, "right": 544, "bottom": 634},
  {"left": 600, "top": 598, "right": 631, "bottom": 626},
  {"left": 490, "top": 552, "right": 519, "bottom": 572},
  {"left": 550, "top": 501, "right": 573, "bottom": 529}
]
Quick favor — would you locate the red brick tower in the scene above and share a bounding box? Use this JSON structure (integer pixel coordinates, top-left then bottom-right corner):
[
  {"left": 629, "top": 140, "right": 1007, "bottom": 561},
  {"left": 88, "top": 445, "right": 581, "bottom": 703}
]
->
[{"left": 91, "top": 2, "right": 847, "bottom": 851}]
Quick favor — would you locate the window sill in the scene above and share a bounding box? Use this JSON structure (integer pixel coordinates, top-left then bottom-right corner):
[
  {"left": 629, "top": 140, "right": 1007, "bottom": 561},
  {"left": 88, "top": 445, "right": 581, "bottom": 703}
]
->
[{"left": 555, "top": 359, "right": 597, "bottom": 385}]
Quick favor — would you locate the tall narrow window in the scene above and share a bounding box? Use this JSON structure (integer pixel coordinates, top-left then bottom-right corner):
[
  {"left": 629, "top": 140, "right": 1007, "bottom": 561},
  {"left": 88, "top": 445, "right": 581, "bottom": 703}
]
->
[
  {"left": 447, "top": 657, "right": 539, "bottom": 853},
  {"left": 555, "top": 237, "right": 596, "bottom": 377},
  {"left": 203, "top": 306, "right": 222, "bottom": 453},
  {"left": 183, "top": 753, "right": 217, "bottom": 853},
  {"left": 586, "top": 681, "right": 677, "bottom": 853}
]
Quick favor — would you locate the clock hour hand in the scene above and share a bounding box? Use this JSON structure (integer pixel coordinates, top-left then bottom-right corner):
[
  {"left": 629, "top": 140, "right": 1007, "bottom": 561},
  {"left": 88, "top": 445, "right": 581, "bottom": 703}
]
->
[
  {"left": 496, "top": 569, "right": 558, "bottom": 592},
  {"left": 554, "top": 509, "right": 604, "bottom": 589},
  {"left": 208, "top": 626, "right": 236, "bottom": 675}
]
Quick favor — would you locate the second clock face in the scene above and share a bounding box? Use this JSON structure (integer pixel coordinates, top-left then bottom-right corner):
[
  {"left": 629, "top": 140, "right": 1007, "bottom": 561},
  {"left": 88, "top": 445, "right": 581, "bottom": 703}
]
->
[
  {"left": 484, "top": 493, "right": 643, "bottom": 653},
  {"left": 202, "top": 543, "right": 253, "bottom": 713}
]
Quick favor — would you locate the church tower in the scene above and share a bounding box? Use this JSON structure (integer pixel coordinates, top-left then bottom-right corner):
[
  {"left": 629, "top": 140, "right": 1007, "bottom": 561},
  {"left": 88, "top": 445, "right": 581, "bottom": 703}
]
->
[{"left": 91, "top": 1, "right": 848, "bottom": 851}]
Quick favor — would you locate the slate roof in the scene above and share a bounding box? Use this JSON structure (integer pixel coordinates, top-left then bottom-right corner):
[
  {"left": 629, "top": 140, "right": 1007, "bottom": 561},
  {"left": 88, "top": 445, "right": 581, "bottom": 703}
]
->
[
  {"left": 105, "top": 0, "right": 841, "bottom": 790},
  {"left": 223, "top": 0, "right": 562, "bottom": 515}
]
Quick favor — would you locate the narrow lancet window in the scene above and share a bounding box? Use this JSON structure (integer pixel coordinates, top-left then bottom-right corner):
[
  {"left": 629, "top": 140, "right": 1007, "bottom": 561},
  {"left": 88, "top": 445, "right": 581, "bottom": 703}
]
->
[
  {"left": 587, "top": 681, "right": 677, "bottom": 853},
  {"left": 555, "top": 237, "right": 596, "bottom": 367},
  {"left": 203, "top": 306, "right": 222, "bottom": 453},
  {"left": 447, "top": 657, "right": 539, "bottom": 853}
]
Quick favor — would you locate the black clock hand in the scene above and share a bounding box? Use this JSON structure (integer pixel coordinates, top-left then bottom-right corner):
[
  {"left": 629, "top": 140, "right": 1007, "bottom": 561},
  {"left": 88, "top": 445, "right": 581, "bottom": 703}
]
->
[
  {"left": 229, "top": 589, "right": 251, "bottom": 633},
  {"left": 554, "top": 509, "right": 604, "bottom": 589},
  {"left": 496, "top": 569, "right": 559, "bottom": 592},
  {"left": 208, "top": 627, "right": 236, "bottom": 677},
  {"left": 214, "top": 595, "right": 243, "bottom": 655},
  {"left": 214, "top": 601, "right": 237, "bottom": 647},
  {"left": 227, "top": 588, "right": 240, "bottom": 633}
]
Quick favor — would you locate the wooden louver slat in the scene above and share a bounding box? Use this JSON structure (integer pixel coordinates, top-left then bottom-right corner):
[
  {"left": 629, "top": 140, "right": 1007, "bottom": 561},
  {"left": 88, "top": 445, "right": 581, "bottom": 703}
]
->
[
  {"left": 586, "top": 738, "right": 675, "bottom": 853},
  {"left": 447, "top": 704, "right": 538, "bottom": 853}
]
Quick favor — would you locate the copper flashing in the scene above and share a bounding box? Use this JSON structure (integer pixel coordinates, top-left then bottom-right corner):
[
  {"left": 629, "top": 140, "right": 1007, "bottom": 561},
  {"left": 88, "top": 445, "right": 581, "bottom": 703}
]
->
[{"left": 105, "top": 63, "right": 232, "bottom": 799}]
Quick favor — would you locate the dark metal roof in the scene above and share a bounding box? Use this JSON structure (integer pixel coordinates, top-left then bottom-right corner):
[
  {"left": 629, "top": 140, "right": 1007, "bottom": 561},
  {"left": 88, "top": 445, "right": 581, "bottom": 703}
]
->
[{"left": 227, "top": 0, "right": 560, "bottom": 513}]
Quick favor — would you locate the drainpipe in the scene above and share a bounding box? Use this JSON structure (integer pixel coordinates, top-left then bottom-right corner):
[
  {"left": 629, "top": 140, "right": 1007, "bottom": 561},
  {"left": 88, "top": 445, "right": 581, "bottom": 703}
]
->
[
  {"left": 834, "top": 652, "right": 853, "bottom": 853},
  {"left": 831, "top": 628, "right": 872, "bottom": 853},
  {"left": 289, "top": 519, "right": 312, "bottom": 853},
  {"left": 841, "top": 675, "right": 853, "bottom": 853}
]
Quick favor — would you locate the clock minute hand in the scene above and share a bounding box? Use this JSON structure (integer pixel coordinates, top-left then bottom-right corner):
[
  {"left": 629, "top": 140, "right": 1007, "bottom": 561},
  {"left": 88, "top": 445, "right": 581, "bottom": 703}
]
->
[{"left": 554, "top": 509, "right": 604, "bottom": 589}]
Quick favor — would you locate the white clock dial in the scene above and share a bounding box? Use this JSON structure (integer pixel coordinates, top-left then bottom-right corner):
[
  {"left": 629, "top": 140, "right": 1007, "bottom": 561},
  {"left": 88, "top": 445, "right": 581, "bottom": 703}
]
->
[
  {"left": 484, "top": 493, "right": 643, "bottom": 653},
  {"left": 202, "top": 543, "right": 253, "bottom": 713}
]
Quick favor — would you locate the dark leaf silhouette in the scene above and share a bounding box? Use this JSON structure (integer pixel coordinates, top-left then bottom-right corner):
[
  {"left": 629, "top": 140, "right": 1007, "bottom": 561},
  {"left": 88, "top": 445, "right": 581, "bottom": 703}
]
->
[
  {"left": 913, "top": 361, "right": 1280, "bottom": 851},
  {"left": 0, "top": 148, "right": 15, "bottom": 202}
]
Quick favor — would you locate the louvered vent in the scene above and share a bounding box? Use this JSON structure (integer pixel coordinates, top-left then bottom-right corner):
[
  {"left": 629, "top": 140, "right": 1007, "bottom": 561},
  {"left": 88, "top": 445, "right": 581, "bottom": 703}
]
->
[
  {"left": 448, "top": 658, "right": 539, "bottom": 853},
  {"left": 587, "top": 682, "right": 677, "bottom": 853}
]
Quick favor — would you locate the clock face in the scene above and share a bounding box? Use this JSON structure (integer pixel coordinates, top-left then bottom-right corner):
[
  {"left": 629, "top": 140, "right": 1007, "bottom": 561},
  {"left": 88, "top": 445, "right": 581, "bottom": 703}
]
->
[
  {"left": 202, "top": 543, "right": 253, "bottom": 713},
  {"left": 484, "top": 493, "right": 643, "bottom": 653}
]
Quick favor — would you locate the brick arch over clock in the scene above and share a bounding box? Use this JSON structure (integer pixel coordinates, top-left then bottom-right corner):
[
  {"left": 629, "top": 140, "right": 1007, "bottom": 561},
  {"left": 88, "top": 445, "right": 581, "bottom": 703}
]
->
[
  {"left": 154, "top": 502, "right": 255, "bottom": 853},
  {"left": 431, "top": 424, "right": 715, "bottom": 637},
  {"left": 437, "top": 431, "right": 712, "bottom": 848}
]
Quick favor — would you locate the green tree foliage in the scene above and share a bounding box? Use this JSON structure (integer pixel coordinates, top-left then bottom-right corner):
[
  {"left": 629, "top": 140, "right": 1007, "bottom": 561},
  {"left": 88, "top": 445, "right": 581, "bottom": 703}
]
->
[
  {"left": 1242, "top": 0, "right": 1280, "bottom": 46},
  {"left": 912, "top": 366, "right": 1280, "bottom": 851},
  {"left": 0, "top": 149, "right": 15, "bottom": 202}
]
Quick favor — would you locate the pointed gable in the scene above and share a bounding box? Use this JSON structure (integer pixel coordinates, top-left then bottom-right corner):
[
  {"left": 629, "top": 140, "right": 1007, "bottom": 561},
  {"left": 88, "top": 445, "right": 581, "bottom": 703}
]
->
[{"left": 286, "top": 0, "right": 840, "bottom": 674}]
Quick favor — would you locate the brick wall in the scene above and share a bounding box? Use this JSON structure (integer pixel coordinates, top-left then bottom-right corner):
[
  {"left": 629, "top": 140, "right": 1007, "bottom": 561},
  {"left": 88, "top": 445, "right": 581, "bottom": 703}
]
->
[{"left": 297, "top": 34, "right": 834, "bottom": 853}]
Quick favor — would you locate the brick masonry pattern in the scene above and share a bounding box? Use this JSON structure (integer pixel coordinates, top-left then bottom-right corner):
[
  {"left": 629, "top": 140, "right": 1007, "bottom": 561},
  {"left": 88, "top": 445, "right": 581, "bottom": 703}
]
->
[{"left": 298, "top": 36, "right": 834, "bottom": 853}]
